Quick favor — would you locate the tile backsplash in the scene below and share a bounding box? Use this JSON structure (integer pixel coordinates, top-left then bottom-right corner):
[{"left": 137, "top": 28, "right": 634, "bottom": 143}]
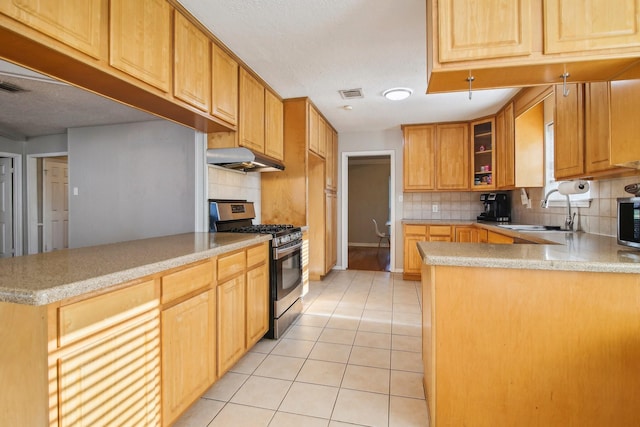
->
[
  {"left": 402, "top": 192, "right": 485, "bottom": 221},
  {"left": 402, "top": 174, "right": 640, "bottom": 237},
  {"left": 207, "top": 166, "right": 262, "bottom": 221},
  {"left": 512, "top": 175, "right": 640, "bottom": 237}
]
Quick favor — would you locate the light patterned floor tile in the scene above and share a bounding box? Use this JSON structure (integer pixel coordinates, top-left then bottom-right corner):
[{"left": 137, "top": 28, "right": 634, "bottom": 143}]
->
[
  {"left": 295, "top": 313, "right": 330, "bottom": 328},
  {"left": 253, "top": 354, "right": 305, "bottom": 380},
  {"left": 341, "top": 364, "right": 390, "bottom": 394},
  {"left": 391, "top": 334, "right": 422, "bottom": 353},
  {"left": 318, "top": 328, "right": 357, "bottom": 345},
  {"left": 390, "top": 370, "right": 425, "bottom": 399},
  {"left": 308, "top": 342, "right": 353, "bottom": 364},
  {"left": 279, "top": 382, "right": 339, "bottom": 419},
  {"left": 203, "top": 372, "right": 249, "bottom": 402},
  {"left": 297, "top": 359, "right": 347, "bottom": 387},
  {"left": 354, "top": 331, "right": 392, "bottom": 349},
  {"left": 348, "top": 346, "right": 391, "bottom": 369},
  {"left": 269, "top": 412, "right": 330, "bottom": 427},
  {"left": 208, "top": 403, "right": 274, "bottom": 427},
  {"left": 331, "top": 389, "right": 389, "bottom": 427},
  {"left": 251, "top": 338, "right": 279, "bottom": 354},
  {"left": 229, "top": 351, "right": 267, "bottom": 375},
  {"left": 230, "top": 376, "right": 292, "bottom": 410},
  {"left": 284, "top": 325, "right": 324, "bottom": 341},
  {"left": 271, "top": 338, "right": 316, "bottom": 359},
  {"left": 172, "top": 398, "right": 224, "bottom": 427},
  {"left": 389, "top": 396, "right": 430, "bottom": 427},
  {"left": 391, "top": 350, "right": 424, "bottom": 373}
]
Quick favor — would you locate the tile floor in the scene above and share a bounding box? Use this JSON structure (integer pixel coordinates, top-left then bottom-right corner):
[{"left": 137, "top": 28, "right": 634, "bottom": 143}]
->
[{"left": 174, "top": 270, "right": 429, "bottom": 427}]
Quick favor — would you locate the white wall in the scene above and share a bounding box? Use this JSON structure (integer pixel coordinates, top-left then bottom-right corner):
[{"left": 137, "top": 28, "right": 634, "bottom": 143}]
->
[{"left": 68, "top": 120, "right": 197, "bottom": 248}]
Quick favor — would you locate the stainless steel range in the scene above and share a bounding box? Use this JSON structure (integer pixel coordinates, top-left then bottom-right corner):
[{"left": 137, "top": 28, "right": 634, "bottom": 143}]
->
[{"left": 209, "top": 200, "right": 303, "bottom": 339}]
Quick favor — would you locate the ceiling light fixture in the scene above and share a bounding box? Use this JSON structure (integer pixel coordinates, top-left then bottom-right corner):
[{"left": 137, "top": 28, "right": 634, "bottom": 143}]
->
[{"left": 383, "top": 87, "right": 413, "bottom": 101}]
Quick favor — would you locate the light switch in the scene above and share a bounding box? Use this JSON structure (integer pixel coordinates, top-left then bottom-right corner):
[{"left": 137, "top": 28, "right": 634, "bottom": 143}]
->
[
  {"left": 73, "top": 187, "right": 79, "bottom": 196},
  {"left": 432, "top": 203, "right": 439, "bottom": 213}
]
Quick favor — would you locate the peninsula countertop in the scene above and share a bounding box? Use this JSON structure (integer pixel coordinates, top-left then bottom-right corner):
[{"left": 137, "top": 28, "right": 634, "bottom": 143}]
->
[
  {"left": 0, "top": 232, "right": 271, "bottom": 306},
  {"left": 405, "top": 219, "right": 640, "bottom": 274}
]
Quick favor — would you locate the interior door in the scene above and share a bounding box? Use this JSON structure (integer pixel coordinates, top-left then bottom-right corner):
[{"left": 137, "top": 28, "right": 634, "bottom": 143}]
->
[
  {"left": 43, "top": 158, "right": 69, "bottom": 252},
  {"left": 0, "top": 157, "right": 14, "bottom": 258}
]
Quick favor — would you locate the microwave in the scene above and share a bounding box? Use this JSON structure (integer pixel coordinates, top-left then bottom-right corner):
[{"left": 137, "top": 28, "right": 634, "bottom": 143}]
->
[{"left": 617, "top": 197, "right": 640, "bottom": 249}]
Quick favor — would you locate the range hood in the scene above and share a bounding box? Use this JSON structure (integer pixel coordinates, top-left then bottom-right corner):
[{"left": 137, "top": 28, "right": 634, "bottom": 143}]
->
[{"left": 206, "top": 147, "right": 284, "bottom": 172}]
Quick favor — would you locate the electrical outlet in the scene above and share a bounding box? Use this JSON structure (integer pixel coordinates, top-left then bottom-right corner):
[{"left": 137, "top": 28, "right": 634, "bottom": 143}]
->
[{"left": 432, "top": 203, "right": 439, "bottom": 213}]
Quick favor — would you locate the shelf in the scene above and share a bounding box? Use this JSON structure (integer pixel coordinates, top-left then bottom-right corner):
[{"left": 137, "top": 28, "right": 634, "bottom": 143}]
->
[
  {"left": 474, "top": 171, "right": 493, "bottom": 175},
  {"left": 474, "top": 131, "right": 492, "bottom": 138},
  {"left": 474, "top": 149, "right": 492, "bottom": 154}
]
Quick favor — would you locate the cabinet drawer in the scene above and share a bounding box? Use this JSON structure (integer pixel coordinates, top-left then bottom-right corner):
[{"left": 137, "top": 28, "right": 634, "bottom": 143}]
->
[
  {"left": 58, "top": 279, "right": 158, "bottom": 347},
  {"left": 247, "top": 243, "right": 268, "bottom": 269},
  {"left": 161, "top": 260, "right": 215, "bottom": 304},
  {"left": 404, "top": 225, "right": 427, "bottom": 235},
  {"left": 429, "top": 225, "right": 452, "bottom": 236},
  {"left": 218, "top": 250, "right": 246, "bottom": 282}
]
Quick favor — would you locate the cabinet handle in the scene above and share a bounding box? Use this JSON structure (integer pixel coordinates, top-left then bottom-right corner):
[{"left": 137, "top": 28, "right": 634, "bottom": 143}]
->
[
  {"left": 466, "top": 74, "right": 475, "bottom": 100},
  {"left": 561, "top": 72, "right": 570, "bottom": 97}
]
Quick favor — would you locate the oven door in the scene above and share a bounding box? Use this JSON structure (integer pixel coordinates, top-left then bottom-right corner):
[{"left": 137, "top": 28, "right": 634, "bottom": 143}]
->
[{"left": 272, "top": 241, "right": 302, "bottom": 317}]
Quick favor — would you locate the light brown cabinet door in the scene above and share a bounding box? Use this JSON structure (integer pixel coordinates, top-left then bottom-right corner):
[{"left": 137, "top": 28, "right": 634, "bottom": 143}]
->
[
  {"left": 324, "top": 191, "right": 337, "bottom": 272},
  {"left": 325, "top": 129, "right": 338, "bottom": 191},
  {"left": 318, "top": 117, "right": 327, "bottom": 158},
  {"left": 264, "top": 90, "right": 284, "bottom": 161},
  {"left": 239, "top": 68, "right": 265, "bottom": 153},
  {"left": 211, "top": 44, "right": 239, "bottom": 126},
  {"left": 470, "top": 119, "right": 495, "bottom": 190},
  {"left": 554, "top": 83, "right": 584, "bottom": 179},
  {"left": 610, "top": 79, "right": 640, "bottom": 166},
  {"left": 404, "top": 233, "right": 427, "bottom": 277},
  {"left": 162, "top": 290, "right": 216, "bottom": 426},
  {"left": 437, "top": 0, "right": 532, "bottom": 62},
  {"left": 110, "top": 0, "right": 171, "bottom": 92},
  {"left": 584, "top": 81, "right": 619, "bottom": 174},
  {"left": 173, "top": 11, "right": 211, "bottom": 112},
  {"left": 437, "top": 123, "right": 469, "bottom": 190},
  {"left": 0, "top": 0, "right": 105, "bottom": 59},
  {"left": 58, "top": 311, "right": 161, "bottom": 427},
  {"left": 246, "top": 262, "right": 269, "bottom": 348},
  {"left": 217, "top": 275, "right": 246, "bottom": 375},
  {"left": 544, "top": 0, "right": 640, "bottom": 54},
  {"left": 309, "top": 106, "right": 320, "bottom": 154},
  {"left": 403, "top": 125, "right": 436, "bottom": 191},
  {"left": 496, "top": 103, "right": 515, "bottom": 189}
]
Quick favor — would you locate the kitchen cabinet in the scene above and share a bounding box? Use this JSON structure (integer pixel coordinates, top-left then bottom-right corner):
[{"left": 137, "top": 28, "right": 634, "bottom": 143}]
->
[
  {"left": 403, "top": 125, "right": 436, "bottom": 191},
  {"left": 496, "top": 103, "right": 515, "bottom": 189},
  {"left": 608, "top": 79, "right": 640, "bottom": 168},
  {"left": 554, "top": 83, "right": 585, "bottom": 179},
  {"left": 211, "top": 43, "right": 239, "bottom": 126},
  {"left": 309, "top": 106, "right": 321, "bottom": 156},
  {"left": 160, "top": 260, "right": 216, "bottom": 426},
  {"left": 264, "top": 89, "right": 284, "bottom": 161},
  {"left": 173, "top": 10, "right": 211, "bottom": 112},
  {"left": 262, "top": 98, "right": 338, "bottom": 280},
  {"left": 245, "top": 243, "right": 269, "bottom": 348},
  {"left": 318, "top": 116, "right": 328, "bottom": 158},
  {"left": 326, "top": 128, "right": 338, "bottom": 191},
  {"left": 110, "top": 0, "right": 172, "bottom": 92},
  {"left": 427, "top": 0, "right": 640, "bottom": 93},
  {"left": 402, "top": 123, "right": 469, "bottom": 191},
  {"left": 487, "top": 230, "right": 514, "bottom": 244},
  {"left": 584, "top": 82, "right": 620, "bottom": 174},
  {"left": 471, "top": 118, "right": 495, "bottom": 190},
  {"left": 0, "top": 0, "right": 105, "bottom": 59},
  {"left": 514, "top": 101, "right": 545, "bottom": 187},
  {"left": 455, "top": 226, "right": 488, "bottom": 243},
  {"left": 403, "top": 224, "right": 428, "bottom": 280},
  {"left": 325, "top": 191, "right": 337, "bottom": 272},
  {"left": 239, "top": 67, "right": 266, "bottom": 153}
]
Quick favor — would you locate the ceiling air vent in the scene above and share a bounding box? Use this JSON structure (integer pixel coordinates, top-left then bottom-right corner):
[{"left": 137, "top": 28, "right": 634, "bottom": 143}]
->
[
  {"left": 0, "top": 81, "right": 26, "bottom": 93},
  {"left": 339, "top": 88, "right": 364, "bottom": 99}
]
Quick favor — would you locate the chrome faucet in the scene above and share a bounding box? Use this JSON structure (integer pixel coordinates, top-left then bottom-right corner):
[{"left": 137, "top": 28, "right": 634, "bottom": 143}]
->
[{"left": 541, "top": 189, "right": 576, "bottom": 231}]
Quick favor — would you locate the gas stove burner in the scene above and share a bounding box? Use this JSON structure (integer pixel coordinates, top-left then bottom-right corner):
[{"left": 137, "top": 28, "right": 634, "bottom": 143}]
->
[{"left": 230, "top": 224, "right": 296, "bottom": 234}]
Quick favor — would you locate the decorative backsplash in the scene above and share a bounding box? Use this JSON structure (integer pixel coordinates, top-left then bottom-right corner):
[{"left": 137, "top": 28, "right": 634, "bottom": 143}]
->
[
  {"left": 402, "top": 192, "right": 485, "bottom": 221},
  {"left": 208, "top": 166, "right": 262, "bottom": 221}
]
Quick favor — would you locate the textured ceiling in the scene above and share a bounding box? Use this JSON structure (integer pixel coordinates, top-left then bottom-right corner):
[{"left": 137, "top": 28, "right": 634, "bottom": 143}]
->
[
  {"left": 0, "top": 61, "right": 158, "bottom": 140},
  {"left": 178, "top": 0, "right": 519, "bottom": 133}
]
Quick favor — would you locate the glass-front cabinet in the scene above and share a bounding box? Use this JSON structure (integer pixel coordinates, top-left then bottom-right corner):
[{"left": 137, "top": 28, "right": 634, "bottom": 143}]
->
[{"left": 471, "top": 118, "right": 496, "bottom": 190}]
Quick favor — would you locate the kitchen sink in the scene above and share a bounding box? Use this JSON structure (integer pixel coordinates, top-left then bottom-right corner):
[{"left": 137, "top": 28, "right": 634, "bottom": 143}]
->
[{"left": 497, "top": 224, "right": 566, "bottom": 232}]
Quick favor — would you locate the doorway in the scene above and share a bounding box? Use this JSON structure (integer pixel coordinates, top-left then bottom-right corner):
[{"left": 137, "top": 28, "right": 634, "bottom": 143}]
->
[
  {"left": 27, "top": 154, "right": 68, "bottom": 253},
  {"left": 0, "top": 154, "right": 21, "bottom": 257},
  {"left": 342, "top": 151, "right": 394, "bottom": 272}
]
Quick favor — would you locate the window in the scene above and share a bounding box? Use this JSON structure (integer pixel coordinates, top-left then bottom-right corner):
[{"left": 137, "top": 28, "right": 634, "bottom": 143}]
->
[{"left": 543, "top": 122, "right": 591, "bottom": 208}]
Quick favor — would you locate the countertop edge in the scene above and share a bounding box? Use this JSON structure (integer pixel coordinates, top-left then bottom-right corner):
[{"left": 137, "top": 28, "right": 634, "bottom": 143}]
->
[{"left": 0, "top": 234, "right": 272, "bottom": 306}]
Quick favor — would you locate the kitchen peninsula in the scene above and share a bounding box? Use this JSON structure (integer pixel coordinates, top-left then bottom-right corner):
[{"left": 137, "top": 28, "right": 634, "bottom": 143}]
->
[
  {"left": 418, "top": 229, "right": 640, "bottom": 426},
  {"left": 0, "top": 232, "right": 271, "bottom": 426}
]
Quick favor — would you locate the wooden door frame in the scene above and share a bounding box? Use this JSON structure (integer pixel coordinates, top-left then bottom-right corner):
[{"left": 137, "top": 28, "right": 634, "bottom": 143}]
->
[
  {"left": 340, "top": 150, "right": 396, "bottom": 272},
  {"left": 0, "top": 152, "right": 22, "bottom": 257}
]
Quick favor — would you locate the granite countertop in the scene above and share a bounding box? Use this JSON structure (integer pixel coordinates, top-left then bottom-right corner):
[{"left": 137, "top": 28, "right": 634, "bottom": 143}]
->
[
  {"left": 410, "top": 220, "right": 640, "bottom": 274},
  {"left": 0, "top": 232, "right": 271, "bottom": 306}
]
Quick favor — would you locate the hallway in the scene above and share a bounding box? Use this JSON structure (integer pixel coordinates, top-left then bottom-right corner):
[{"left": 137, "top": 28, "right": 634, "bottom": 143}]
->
[{"left": 174, "top": 270, "right": 428, "bottom": 426}]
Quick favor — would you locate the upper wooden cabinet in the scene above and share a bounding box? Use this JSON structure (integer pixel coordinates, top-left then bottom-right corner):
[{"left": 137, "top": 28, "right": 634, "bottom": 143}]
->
[
  {"left": 554, "top": 83, "right": 585, "bottom": 179},
  {"left": 544, "top": 0, "right": 640, "bottom": 54},
  {"left": 173, "top": 11, "right": 211, "bottom": 112},
  {"left": 309, "top": 106, "right": 320, "bottom": 156},
  {"left": 239, "top": 67, "right": 266, "bottom": 153},
  {"left": 110, "top": 0, "right": 172, "bottom": 92},
  {"left": 436, "top": 0, "right": 532, "bottom": 62},
  {"left": 610, "top": 79, "right": 640, "bottom": 167},
  {"left": 427, "top": 0, "right": 640, "bottom": 93},
  {"left": 325, "top": 128, "right": 338, "bottom": 191},
  {"left": 584, "top": 82, "right": 619, "bottom": 174},
  {"left": 403, "top": 125, "right": 436, "bottom": 191},
  {"left": 403, "top": 123, "right": 469, "bottom": 191},
  {"left": 496, "top": 103, "right": 516, "bottom": 189},
  {"left": 0, "top": 0, "right": 105, "bottom": 59},
  {"left": 211, "top": 44, "right": 239, "bottom": 126},
  {"left": 264, "top": 89, "right": 284, "bottom": 161},
  {"left": 470, "top": 118, "right": 495, "bottom": 190}
]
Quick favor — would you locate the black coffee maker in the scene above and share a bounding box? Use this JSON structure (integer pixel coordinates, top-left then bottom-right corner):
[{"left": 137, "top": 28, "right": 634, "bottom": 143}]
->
[{"left": 477, "top": 192, "right": 511, "bottom": 222}]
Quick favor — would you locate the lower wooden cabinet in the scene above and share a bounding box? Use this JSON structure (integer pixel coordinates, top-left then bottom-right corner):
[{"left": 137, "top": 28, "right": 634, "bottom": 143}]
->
[
  {"left": 403, "top": 225, "right": 428, "bottom": 280},
  {"left": 217, "top": 274, "right": 246, "bottom": 376},
  {"left": 161, "top": 290, "right": 216, "bottom": 426},
  {"left": 455, "top": 226, "right": 488, "bottom": 243},
  {"left": 246, "top": 261, "right": 269, "bottom": 348}
]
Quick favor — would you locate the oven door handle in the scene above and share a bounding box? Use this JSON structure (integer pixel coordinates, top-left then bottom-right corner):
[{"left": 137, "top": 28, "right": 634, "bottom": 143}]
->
[{"left": 273, "top": 241, "right": 302, "bottom": 260}]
